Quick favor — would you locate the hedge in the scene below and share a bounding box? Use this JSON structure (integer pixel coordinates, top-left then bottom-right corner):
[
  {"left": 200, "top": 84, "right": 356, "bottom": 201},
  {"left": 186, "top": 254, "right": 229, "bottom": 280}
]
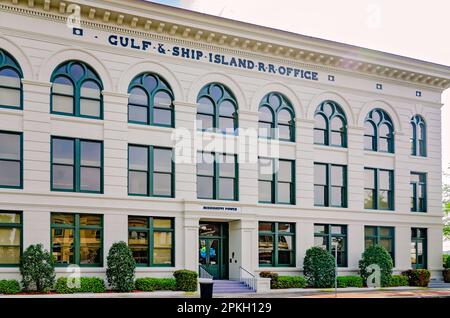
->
[
  {"left": 273, "top": 276, "right": 307, "bottom": 289},
  {"left": 387, "top": 275, "right": 408, "bottom": 287},
  {"left": 359, "top": 245, "right": 393, "bottom": 287},
  {"left": 135, "top": 278, "right": 177, "bottom": 292},
  {"left": 444, "top": 254, "right": 450, "bottom": 269},
  {"left": 20, "top": 244, "right": 55, "bottom": 292},
  {"left": 173, "top": 270, "right": 197, "bottom": 292},
  {"left": 259, "top": 271, "right": 279, "bottom": 289},
  {"left": 337, "top": 276, "right": 363, "bottom": 288},
  {"left": 402, "top": 269, "right": 431, "bottom": 287},
  {"left": 106, "top": 242, "right": 136, "bottom": 292},
  {"left": 0, "top": 280, "right": 21, "bottom": 294},
  {"left": 54, "top": 277, "right": 106, "bottom": 294}
]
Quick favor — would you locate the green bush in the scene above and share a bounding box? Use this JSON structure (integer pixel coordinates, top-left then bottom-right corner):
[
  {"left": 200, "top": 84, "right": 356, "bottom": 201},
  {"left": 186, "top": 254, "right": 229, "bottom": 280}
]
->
[
  {"left": 54, "top": 277, "right": 106, "bottom": 294},
  {"left": 273, "top": 276, "right": 307, "bottom": 289},
  {"left": 106, "top": 242, "right": 136, "bottom": 292},
  {"left": 337, "top": 276, "right": 363, "bottom": 288},
  {"left": 173, "top": 270, "right": 197, "bottom": 292},
  {"left": 402, "top": 269, "right": 431, "bottom": 287},
  {"left": 303, "top": 247, "right": 336, "bottom": 288},
  {"left": 259, "top": 271, "right": 279, "bottom": 289},
  {"left": 20, "top": 244, "right": 55, "bottom": 292},
  {"left": 359, "top": 245, "right": 393, "bottom": 287},
  {"left": 387, "top": 275, "right": 408, "bottom": 287},
  {"left": 135, "top": 278, "right": 177, "bottom": 291},
  {"left": 444, "top": 254, "right": 450, "bottom": 269},
  {"left": 0, "top": 280, "right": 21, "bottom": 294}
]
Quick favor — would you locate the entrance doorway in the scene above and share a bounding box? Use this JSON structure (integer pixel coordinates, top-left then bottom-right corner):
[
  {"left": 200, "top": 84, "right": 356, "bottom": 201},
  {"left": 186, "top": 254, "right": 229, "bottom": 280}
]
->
[{"left": 199, "top": 222, "right": 228, "bottom": 279}]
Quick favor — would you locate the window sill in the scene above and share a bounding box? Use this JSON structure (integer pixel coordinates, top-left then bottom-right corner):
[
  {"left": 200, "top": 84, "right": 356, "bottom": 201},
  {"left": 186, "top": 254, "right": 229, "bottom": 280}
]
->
[
  {"left": 364, "top": 150, "right": 395, "bottom": 158},
  {"left": 50, "top": 114, "right": 104, "bottom": 126},
  {"left": 409, "top": 155, "right": 428, "bottom": 161},
  {"left": 314, "top": 144, "right": 348, "bottom": 152}
]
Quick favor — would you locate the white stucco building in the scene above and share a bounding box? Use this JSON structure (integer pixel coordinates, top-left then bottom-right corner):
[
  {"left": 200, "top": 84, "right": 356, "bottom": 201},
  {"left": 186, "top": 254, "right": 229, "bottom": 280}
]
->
[{"left": 0, "top": 0, "right": 449, "bottom": 283}]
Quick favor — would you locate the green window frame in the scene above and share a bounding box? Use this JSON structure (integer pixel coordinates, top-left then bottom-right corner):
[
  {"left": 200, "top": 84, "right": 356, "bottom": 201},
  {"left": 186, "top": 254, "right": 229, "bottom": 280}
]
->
[
  {"left": 196, "top": 83, "right": 238, "bottom": 134},
  {"left": 51, "top": 137, "right": 103, "bottom": 193},
  {"left": 410, "top": 115, "right": 426, "bottom": 157},
  {"left": 258, "top": 92, "right": 295, "bottom": 142},
  {"left": 314, "top": 163, "right": 347, "bottom": 207},
  {"left": 128, "top": 216, "right": 175, "bottom": 267},
  {"left": 50, "top": 60, "right": 104, "bottom": 119},
  {"left": 364, "top": 108, "right": 394, "bottom": 153},
  {"left": 411, "top": 228, "right": 427, "bottom": 269},
  {"left": 314, "top": 224, "right": 348, "bottom": 267},
  {"left": 364, "top": 168, "right": 394, "bottom": 210},
  {"left": 314, "top": 100, "right": 347, "bottom": 147},
  {"left": 128, "top": 145, "right": 175, "bottom": 198},
  {"left": 0, "top": 131, "right": 23, "bottom": 189},
  {"left": 50, "top": 213, "right": 103, "bottom": 267},
  {"left": 258, "top": 222, "right": 295, "bottom": 267},
  {"left": 411, "top": 172, "right": 427, "bottom": 212},
  {"left": 128, "top": 72, "right": 175, "bottom": 128},
  {"left": 258, "top": 157, "right": 295, "bottom": 205},
  {"left": 0, "top": 211, "right": 22, "bottom": 267},
  {"left": 364, "top": 226, "right": 395, "bottom": 265},
  {"left": 197, "top": 152, "right": 238, "bottom": 201},
  {"left": 0, "top": 49, "right": 23, "bottom": 110}
]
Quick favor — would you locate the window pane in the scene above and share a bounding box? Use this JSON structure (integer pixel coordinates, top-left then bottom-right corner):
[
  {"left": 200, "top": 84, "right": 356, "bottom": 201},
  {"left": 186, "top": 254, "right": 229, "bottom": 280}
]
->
[
  {"left": 219, "top": 155, "right": 235, "bottom": 177},
  {"left": 80, "top": 167, "right": 101, "bottom": 192},
  {"left": 219, "top": 117, "right": 235, "bottom": 133},
  {"left": 153, "top": 218, "right": 172, "bottom": 229},
  {"left": 143, "top": 75, "right": 157, "bottom": 91},
  {"left": 365, "top": 226, "right": 376, "bottom": 237},
  {"left": 278, "top": 223, "right": 293, "bottom": 233},
  {"left": 199, "top": 223, "right": 220, "bottom": 236},
  {"left": 278, "top": 124, "right": 291, "bottom": 140},
  {"left": 364, "top": 169, "right": 375, "bottom": 189},
  {"left": 314, "top": 225, "right": 326, "bottom": 234},
  {"left": 129, "top": 146, "right": 148, "bottom": 171},
  {"left": 198, "top": 98, "right": 214, "bottom": 114},
  {"left": 197, "top": 176, "right": 213, "bottom": 198},
  {"left": 0, "top": 161, "right": 20, "bottom": 186},
  {"left": 52, "top": 228, "right": 74, "bottom": 264},
  {"left": 331, "top": 131, "right": 343, "bottom": 146},
  {"left": 259, "top": 181, "right": 272, "bottom": 202},
  {"left": 153, "top": 232, "right": 172, "bottom": 265},
  {"left": 379, "top": 227, "right": 392, "bottom": 237},
  {"left": 364, "top": 135, "right": 374, "bottom": 150},
  {"left": 0, "top": 87, "right": 20, "bottom": 107},
  {"left": 314, "top": 164, "right": 327, "bottom": 185},
  {"left": 80, "top": 81, "right": 100, "bottom": 99},
  {"left": 129, "top": 230, "right": 149, "bottom": 264},
  {"left": 278, "top": 161, "right": 292, "bottom": 182},
  {"left": 331, "top": 117, "right": 344, "bottom": 130},
  {"left": 0, "top": 69, "right": 20, "bottom": 87},
  {"left": 315, "top": 114, "right": 326, "bottom": 129},
  {"left": 197, "top": 114, "right": 213, "bottom": 130},
  {"left": 259, "top": 235, "right": 273, "bottom": 265},
  {"left": 378, "top": 190, "right": 390, "bottom": 209},
  {"left": 258, "top": 122, "right": 272, "bottom": 138},
  {"left": 314, "top": 185, "right": 326, "bottom": 206},
  {"left": 379, "top": 124, "right": 391, "bottom": 138},
  {"left": 53, "top": 77, "right": 74, "bottom": 95},
  {"left": 129, "top": 87, "right": 148, "bottom": 106},
  {"left": 380, "top": 238, "right": 393, "bottom": 254},
  {"left": 364, "top": 189, "right": 375, "bottom": 209},
  {"left": 259, "top": 107, "right": 273, "bottom": 123},
  {"left": 259, "top": 222, "right": 273, "bottom": 232},
  {"left": 331, "top": 186, "right": 343, "bottom": 207},
  {"left": 154, "top": 148, "right": 172, "bottom": 173},
  {"left": 219, "top": 178, "right": 235, "bottom": 200},
  {"left": 80, "top": 99, "right": 101, "bottom": 117},
  {"left": 197, "top": 153, "right": 214, "bottom": 176},
  {"left": 379, "top": 170, "right": 391, "bottom": 189},
  {"left": 52, "top": 94, "right": 74, "bottom": 114},
  {"left": 153, "top": 108, "right": 172, "bottom": 125},
  {"left": 278, "top": 109, "right": 292, "bottom": 125},
  {"left": 53, "top": 138, "right": 74, "bottom": 164},
  {"left": 79, "top": 215, "right": 102, "bottom": 226},
  {"left": 154, "top": 91, "right": 172, "bottom": 109},
  {"left": 331, "top": 226, "right": 344, "bottom": 234},
  {"left": 52, "top": 213, "right": 75, "bottom": 225},
  {"left": 219, "top": 100, "right": 235, "bottom": 117},
  {"left": 0, "top": 246, "right": 20, "bottom": 264},
  {"left": 80, "top": 229, "right": 101, "bottom": 264},
  {"left": 0, "top": 228, "right": 20, "bottom": 245},
  {"left": 277, "top": 182, "right": 292, "bottom": 204},
  {"left": 0, "top": 212, "right": 20, "bottom": 224},
  {"left": 128, "top": 216, "right": 148, "bottom": 228},
  {"left": 80, "top": 141, "right": 101, "bottom": 166},
  {"left": 52, "top": 164, "right": 74, "bottom": 189},
  {"left": 314, "top": 129, "right": 326, "bottom": 144},
  {"left": 210, "top": 85, "right": 223, "bottom": 101},
  {"left": 129, "top": 105, "right": 148, "bottom": 123},
  {"left": 259, "top": 158, "right": 273, "bottom": 180},
  {"left": 129, "top": 171, "right": 148, "bottom": 195},
  {"left": 331, "top": 165, "right": 344, "bottom": 186},
  {"left": 314, "top": 236, "right": 327, "bottom": 249},
  {"left": 379, "top": 137, "right": 389, "bottom": 152},
  {"left": 153, "top": 173, "right": 172, "bottom": 196}
]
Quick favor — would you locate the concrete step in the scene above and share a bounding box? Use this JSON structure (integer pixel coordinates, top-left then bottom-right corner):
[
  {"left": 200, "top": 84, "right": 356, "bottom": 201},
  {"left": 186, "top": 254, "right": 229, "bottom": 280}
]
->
[{"left": 212, "top": 280, "right": 254, "bottom": 294}]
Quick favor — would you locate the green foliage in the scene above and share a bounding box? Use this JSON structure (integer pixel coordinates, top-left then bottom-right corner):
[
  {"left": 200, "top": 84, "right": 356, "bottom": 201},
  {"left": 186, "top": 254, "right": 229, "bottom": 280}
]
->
[
  {"left": 387, "top": 275, "right": 408, "bottom": 287},
  {"left": 54, "top": 277, "right": 106, "bottom": 294},
  {"left": 303, "top": 247, "right": 336, "bottom": 288},
  {"left": 336, "top": 276, "right": 363, "bottom": 288},
  {"left": 443, "top": 269, "right": 450, "bottom": 283},
  {"left": 273, "top": 276, "right": 307, "bottom": 289},
  {"left": 443, "top": 254, "right": 450, "bottom": 269},
  {"left": 259, "top": 271, "right": 279, "bottom": 289},
  {"left": 402, "top": 269, "right": 431, "bottom": 287},
  {"left": 135, "top": 278, "right": 177, "bottom": 291},
  {"left": 173, "top": 270, "right": 197, "bottom": 292},
  {"left": 359, "top": 245, "right": 393, "bottom": 287},
  {"left": 0, "top": 280, "right": 21, "bottom": 294},
  {"left": 20, "top": 244, "right": 55, "bottom": 292},
  {"left": 106, "top": 241, "right": 136, "bottom": 292}
]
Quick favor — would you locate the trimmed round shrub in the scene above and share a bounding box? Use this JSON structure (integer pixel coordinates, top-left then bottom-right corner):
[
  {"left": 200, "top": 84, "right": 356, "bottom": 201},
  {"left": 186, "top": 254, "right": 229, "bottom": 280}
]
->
[
  {"left": 173, "top": 270, "right": 197, "bottom": 292},
  {"left": 388, "top": 274, "right": 408, "bottom": 287},
  {"left": 135, "top": 278, "right": 177, "bottom": 291},
  {"left": 55, "top": 277, "right": 106, "bottom": 294},
  {"left": 359, "top": 245, "right": 393, "bottom": 287},
  {"left": 274, "top": 276, "right": 307, "bottom": 289},
  {"left": 303, "top": 247, "right": 336, "bottom": 288},
  {"left": 402, "top": 269, "right": 431, "bottom": 287},
  {"left": 444, "top": 254, "right": 450, "bottom": 269},
  {"left": 259, "top": 271, "right": 279, "bottom": 289},
  {"left": 106, "top": 241, "right": 136, "bottom": 292},
  {"left": 20, "top": 244, "right": 55, "bottom": 292},
  {"left": 337, "top": 276, "right": 363, "bottom": 288},
  {"left": 0, "top": 280, "right": 21, "bottom": 294}
]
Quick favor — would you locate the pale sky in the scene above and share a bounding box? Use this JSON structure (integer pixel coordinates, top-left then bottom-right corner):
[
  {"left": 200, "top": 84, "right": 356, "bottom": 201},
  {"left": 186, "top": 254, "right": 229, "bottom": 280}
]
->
[{"left": 149, "top": 0, "right": 450, "bottom": 179}]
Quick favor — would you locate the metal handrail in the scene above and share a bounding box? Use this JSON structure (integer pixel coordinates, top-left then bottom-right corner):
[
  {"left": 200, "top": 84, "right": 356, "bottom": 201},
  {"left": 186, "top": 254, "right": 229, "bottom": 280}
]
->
[
  {"left": 239, "top": 266, "right": 256, "bottom": 291},
  {"left": 199, "top": 265, "right": 213, "bottom": 279}
]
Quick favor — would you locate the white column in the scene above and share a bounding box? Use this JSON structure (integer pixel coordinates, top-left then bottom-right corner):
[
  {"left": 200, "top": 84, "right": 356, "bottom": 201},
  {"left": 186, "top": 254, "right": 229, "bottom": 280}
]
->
[
  {"left": 428, "top": 226, "right": 444, "bottom": 278},
  {"left": 394, "top": 131, "right": 411, "bottom": 213},
  {"left": 395, "top": 225, "right": 411, "bottom": 273},
  {"left": 103, "top": 213, "right": 128, "bottom": 265},
  {"left": 348, "top": 223, "right": 364, "bottom": 270},
  {"left": 296, "top": 118, "right": 314, "bottom": 208},
  {"left": 297, "top": 221, "right": 314, "bottom": 270},
  {"left": 183, "top": 216, "right": 199, "bottom": 271},
  {"left": 23, "top": 210, "right": 50, "bottom": 250},
  {"left": 347, "top": 126, "right": 365, "bottom": 210}
]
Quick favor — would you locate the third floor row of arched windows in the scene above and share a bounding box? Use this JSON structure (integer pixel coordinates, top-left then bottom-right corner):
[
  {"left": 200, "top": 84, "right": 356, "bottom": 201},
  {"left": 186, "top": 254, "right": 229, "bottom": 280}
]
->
[{"left": 0, "top": 50, "right": 428, "bottom": 157}]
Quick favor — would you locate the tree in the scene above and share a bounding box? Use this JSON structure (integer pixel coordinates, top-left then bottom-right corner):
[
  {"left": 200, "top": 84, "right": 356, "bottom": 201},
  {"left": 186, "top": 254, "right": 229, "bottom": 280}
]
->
[
  {"left": 303, "top": 247, "right": 336, "bottom": 288},
  {"left": 20, "top": 244, "right": 55, "bottom": 292},
  {"left": 106, "top": 241, "right": 136, "bottom": 292},
  {"left": 443, "top": 167, "right": 450, "bottom": 240},
  {"left": 359, "top": 245, "right": 393, "bottom": 287}
]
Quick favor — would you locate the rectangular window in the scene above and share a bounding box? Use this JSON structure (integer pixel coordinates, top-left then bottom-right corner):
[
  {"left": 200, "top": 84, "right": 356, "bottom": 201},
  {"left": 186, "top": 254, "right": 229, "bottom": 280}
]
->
[
  {"left": 411, "top": 228, "right": 427, "bottom": 269},
  {"left": 314, "top": 224, "right": 347, "bottom": 267},
  {"left": 410, "top": 172, "right": 426, "bottom": 212},
  {"left": 128, "top": 145, "right": 174, "bottom": 197},
  {"left": 364, "top": 226, "right": 395, "bottom": 265},
  {"left": 0, "top": 212, "right": 22, "bottom": 265},
  {"left": 314, "top": 163, "right": 347, "bottom": 207},
  {"left": 197, "top": 152, "right": 238, "bottom": 201},
  {"left": 258, "top": 222, "right": 295, "bottom": 267},
  {"left": 0, "top": 131, "right": 22, "bottom": 188},
  {"left": 258, "top": 158, "right": 295, "bottom": 204},
  {"left": 128, "top": 216, "right": 175, "bottom": 267},
  {"left": 51, "top": 137, "right": 103, "bottom": 193},
  {"left": 364, "top": 168, "right": 394, "bottom": 210},
  {"left": 51, "top": 213, "right": 103, "bottom": 267}
]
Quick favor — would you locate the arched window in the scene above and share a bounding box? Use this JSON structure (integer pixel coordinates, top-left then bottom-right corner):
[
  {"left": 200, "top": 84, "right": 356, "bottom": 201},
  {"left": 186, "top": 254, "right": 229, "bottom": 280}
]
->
[
  {"left": 364, "top": 108, "right": 394, "bottom": 153},
  {"left": 314, "top": 101, "right": 347, "bottom": 147},
  {"left": 410, "top": 115, "right": 426, "bottom": 157},
  {"left": 128, "top": 73, "right": 174, "bottom": 127},
  {"left": 258, "top": 92, "right": 295, "bottom": 141},
  {"left": 0, "top": 49, "right": 23, "bottom": 109},
  {"left": 51, "top": 61, "right": 103, "bottom": 119},
  {"left": 196, "top": 83, "right": 238, "bottom": 134}
]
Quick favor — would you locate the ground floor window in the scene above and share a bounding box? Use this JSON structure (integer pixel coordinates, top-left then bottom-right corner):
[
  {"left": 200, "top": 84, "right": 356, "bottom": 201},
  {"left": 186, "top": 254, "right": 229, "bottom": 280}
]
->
[
  {"left": 411, "top": 228, "right": 427, "bottom": 269},
  {"left": 314, "top": 224, "right": 347, "bottom": 267},
  {"left": 128, "top": 216, "right": 174, "bottom": 266},
  {"left": 365, "top": 226, "right": 395, "bottom": 265},
  {"left": 258, "top": 222, "right": 295, "bottom": 267},
  {"left": 0, "top": 211, "right": 22, "bottom": 265},
  {"left": 51, "top": 213, "right": 103, "bottom": 266}
]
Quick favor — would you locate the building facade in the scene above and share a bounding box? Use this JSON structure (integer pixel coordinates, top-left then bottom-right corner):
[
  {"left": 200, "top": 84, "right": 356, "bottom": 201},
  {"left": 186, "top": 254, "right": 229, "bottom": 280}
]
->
[{"left": 0, "top": 0, "right": 449, "bottom": 281}]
